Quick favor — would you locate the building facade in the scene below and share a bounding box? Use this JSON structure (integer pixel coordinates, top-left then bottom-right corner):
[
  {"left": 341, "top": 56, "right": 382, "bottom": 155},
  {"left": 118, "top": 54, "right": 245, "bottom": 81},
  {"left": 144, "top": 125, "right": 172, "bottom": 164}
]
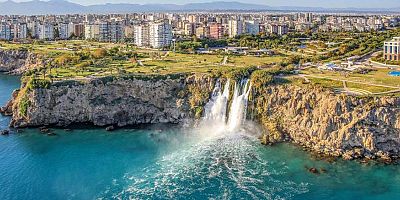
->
[
  {"left": 0, "top": 23, "right": 12, "bottom": 40},
  {"left": 209, "top": 23, "right": 224, "bottom": 40},
  {"left": 149, "top": 20, "right": 172, "bottom": 48},
  {"left": 38, "top": 24, "right": 54, "bottom": 40},
  {"left": 228, "top": 19, "right": 243, "bottom": 38},
  {"left": 134, "top": 24, "right": 150, "bottom": 47},
  {"left": 384, "top": 37, "right": 400, "bottom": 61},
  {"left": 244, "top": 20, "right": 259, "bottom": 35}
]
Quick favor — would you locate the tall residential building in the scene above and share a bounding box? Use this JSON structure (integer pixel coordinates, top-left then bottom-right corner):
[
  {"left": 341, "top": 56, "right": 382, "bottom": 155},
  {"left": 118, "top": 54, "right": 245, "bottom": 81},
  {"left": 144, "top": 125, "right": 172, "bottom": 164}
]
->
[
  {"left": 110, "top": 21, "right": 123, "bottom": 42},
  {"left": 0, "top": 23, "right": 12, "bottom": 40},
  {"left": 58, "top": 23, "right": 74, "bottom": 39},
  {"left": 278, "top": 24, "right": 289, "bottom": 35},
  {"left": 134, "top": 24, "right": 150, "bottom": 47},
  {"left": 98, "top": 22, "right": 110, "bottom": 42},
  {"left": 14, "top": 23, "right": 28, "bottom": 40},
  {"left": 306, "top": 13, "right": 313, "bottom": 23},
  {"left": 38, "top": 24, "right": 54, "bottom": 40},
  {"left": 73, "top": 24, "right": 85, "bottom": 38},
  {"left": 149, "top": 20, "right": 172, "bottom": 48},
  {"left": 244, "top": 20, "right": 259, "bottom": 35},
  {"left": 27, "top": 21, "right": 39, "bottom": 39},
  {"left": 384, "top": 37, "right": 400, "bottom": 61},
  {"left": 184, "top": 23, "right": 196, "bottom": 36},
  {"left": 209, "top": 23, "right": 224, "bottom": 40},
  {"left": 228, "top": 19, "right": 243, "bottom": 38},
  {"left": 84, "top": 24, "right": 99, "bottom": 40},
  {"left": 269, "top": 24, "right": 288, "bottom": 35},
  {"left": 195, "top": 26, "right": 210, "bottom": 39},
  {"left": 124, "top": 26, "right": 134, "bottom": 41},
  {"left": 89, "top": 21, "right": 124, "bottom": 42}
]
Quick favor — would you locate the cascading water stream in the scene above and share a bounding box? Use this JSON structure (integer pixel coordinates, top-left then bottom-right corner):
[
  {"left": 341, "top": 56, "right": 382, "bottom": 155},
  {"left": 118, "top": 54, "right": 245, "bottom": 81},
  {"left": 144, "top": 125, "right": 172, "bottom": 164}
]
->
[
  {"left": 203, "top": 80, "right": 230, "bottom": 123},
  {"left": 201, "top": 79, "right": 252, "bottom": 133},
  {"left": 227, "top": 79, "right": 252, "bottom": 132}
]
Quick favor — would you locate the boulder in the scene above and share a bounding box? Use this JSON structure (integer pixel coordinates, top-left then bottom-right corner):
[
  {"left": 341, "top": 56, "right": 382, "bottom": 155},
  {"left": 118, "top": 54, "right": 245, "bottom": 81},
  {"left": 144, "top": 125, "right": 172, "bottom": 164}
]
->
[
  {"left": 1, "top": 129, "right": 10, "bottom": 135},
  {"left": 105, "top": 125, "right": 115, "bottom": 131},
  {"left": 308, "top": 167, "right": 319, "bottom": 174}
]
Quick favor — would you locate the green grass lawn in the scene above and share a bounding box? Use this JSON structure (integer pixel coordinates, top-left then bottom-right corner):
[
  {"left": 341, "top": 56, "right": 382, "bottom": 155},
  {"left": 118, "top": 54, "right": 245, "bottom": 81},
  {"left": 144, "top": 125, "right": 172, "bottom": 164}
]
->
[
  {"left": 346, "top": 82, "right": 394, "bottom": 93},
  {"left": 302, "top": 68, "right": 400, "bottom": 88},
  {"left": 229, "top": 55, "right": 284, "bottom": 66}
]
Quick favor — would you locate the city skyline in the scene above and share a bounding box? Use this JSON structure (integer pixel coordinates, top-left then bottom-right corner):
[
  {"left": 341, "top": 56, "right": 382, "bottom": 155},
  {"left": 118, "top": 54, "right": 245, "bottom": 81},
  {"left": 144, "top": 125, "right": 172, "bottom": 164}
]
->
[{"left": 3, "top": 0, "right": 400, "bottom": 8}]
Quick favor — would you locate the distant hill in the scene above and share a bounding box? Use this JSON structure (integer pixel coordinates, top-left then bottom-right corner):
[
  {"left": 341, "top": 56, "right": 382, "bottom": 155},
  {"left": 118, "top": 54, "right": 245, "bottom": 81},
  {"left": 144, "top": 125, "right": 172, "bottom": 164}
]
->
[{"left": 0, "top": 0, "right": 398, "bottom": 15}]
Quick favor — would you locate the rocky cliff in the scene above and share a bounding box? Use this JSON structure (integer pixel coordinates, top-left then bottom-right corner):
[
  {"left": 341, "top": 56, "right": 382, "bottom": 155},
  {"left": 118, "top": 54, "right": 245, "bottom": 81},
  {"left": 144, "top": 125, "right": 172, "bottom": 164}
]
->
[
  {"left": 6, "top": 75, "right": 215, "bottom": 128},
  {"left": 256, "top": 84, "right": 400, "bottom": 160},
  {"left": 3, "top": 71, "right": 400, "bottom": 161},
  {"left": 0, "top": 49, "right": 42, "bottom": 74}
]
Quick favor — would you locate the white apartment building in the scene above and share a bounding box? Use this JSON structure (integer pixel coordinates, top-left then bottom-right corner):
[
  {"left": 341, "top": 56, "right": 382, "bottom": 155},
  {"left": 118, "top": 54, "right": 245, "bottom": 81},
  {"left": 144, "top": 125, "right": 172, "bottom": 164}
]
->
[
  {"left": 0, "top": 23, "right": 12, "bottom": 40},
  {"left": 149, "top": 21, "right": 172, "bottom": 49},
  {"left": 134, "top": 24, "right": 150, "bottom": 47},
  {"left": 14, "top": 23, "right": 28, "bottom": 39},
  {"left": 228, "top": 19, "right": 243, "bottom": 38},
  {"left": 109, "top": 21, "right": 124, "bottom": 43},
  {"left": 384, "top": 37, "right": 400, "bottom": 61},
  {"left": 244, "top": 20, "right": 259, "bottom": 35},
  {"left": 98, "top": 22, "right": 110, "bottom": 42},
  {"left": 84, "top": 24, "right": 99, "bottom": 40},
  {"left": 85, "top": 21, "right": 124, "bottom": 42},
  {"left": 58, "top": 23, "right": 74, "bottom": 39},
  {"left": 27, "top": 21, "right": 39, "bottom": 39},
  {"left": 38, "top": 24, "right": 54, "bottom": 40}
]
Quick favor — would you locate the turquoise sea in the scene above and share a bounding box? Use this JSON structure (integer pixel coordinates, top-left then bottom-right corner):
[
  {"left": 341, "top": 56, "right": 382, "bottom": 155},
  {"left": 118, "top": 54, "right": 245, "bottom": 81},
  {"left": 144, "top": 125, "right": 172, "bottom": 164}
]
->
[{"left": 1, "top": 74, "right": 400, "bottom": 200}]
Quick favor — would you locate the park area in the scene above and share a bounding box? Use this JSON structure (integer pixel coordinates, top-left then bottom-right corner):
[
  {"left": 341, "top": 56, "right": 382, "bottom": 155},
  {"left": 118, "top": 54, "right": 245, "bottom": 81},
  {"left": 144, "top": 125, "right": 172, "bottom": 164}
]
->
[
  {"left": 1, "top": 40, "right": 285, "bottom": 79},
  {"left": 297, "top": 67, "right": 400, "bottom": 96},
  {"left": 1, "top": 40, "right": 399, "bottom": 97}
]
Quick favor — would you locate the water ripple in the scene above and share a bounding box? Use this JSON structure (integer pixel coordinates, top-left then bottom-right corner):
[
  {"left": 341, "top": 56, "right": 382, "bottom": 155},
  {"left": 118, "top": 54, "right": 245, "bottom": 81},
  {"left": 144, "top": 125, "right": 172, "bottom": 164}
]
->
[{"left": 98, "top": 131, "right": 309, "bottom": 199}]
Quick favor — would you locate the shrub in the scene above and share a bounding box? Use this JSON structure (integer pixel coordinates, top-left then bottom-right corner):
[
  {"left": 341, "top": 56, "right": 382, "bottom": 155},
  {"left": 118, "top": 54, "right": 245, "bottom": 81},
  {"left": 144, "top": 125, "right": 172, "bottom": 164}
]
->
[
  {"left": 92, "top": 48, "right": 107, "bottom": 59},
  {"left": 26, "top": 77, "right": 51, "bottom": 90},
  {"left": 19, "top": 94, "right": 31, "bottom": 117}
]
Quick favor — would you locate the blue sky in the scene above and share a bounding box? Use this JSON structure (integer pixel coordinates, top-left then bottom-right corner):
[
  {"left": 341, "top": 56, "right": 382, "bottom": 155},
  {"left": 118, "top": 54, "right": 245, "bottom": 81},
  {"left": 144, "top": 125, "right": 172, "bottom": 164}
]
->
[{"left": 10, "top": 0, "right": 400, "bottom": 8}]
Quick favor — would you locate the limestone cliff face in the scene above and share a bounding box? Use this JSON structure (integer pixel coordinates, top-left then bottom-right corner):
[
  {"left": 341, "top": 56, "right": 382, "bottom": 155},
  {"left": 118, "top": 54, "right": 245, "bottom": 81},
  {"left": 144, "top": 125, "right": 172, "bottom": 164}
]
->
[
  {"left": 257, "top": 84, "right": 400, "bottom": 159},
  {"left": 0, "top": 49, "right": 42, "bottom": 74},
  {"left": 9, "top": 75, "right": 215, "bottom": 128},
  {"left": 4, "top": 72, "right": 400, "bottom": 160}
]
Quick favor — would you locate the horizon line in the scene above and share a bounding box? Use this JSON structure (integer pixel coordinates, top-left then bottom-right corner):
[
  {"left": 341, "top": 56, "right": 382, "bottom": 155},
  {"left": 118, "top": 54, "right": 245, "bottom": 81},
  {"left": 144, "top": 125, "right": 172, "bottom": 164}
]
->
[{"left": 0, "top": 0, "right": 398, "bottom": 10}]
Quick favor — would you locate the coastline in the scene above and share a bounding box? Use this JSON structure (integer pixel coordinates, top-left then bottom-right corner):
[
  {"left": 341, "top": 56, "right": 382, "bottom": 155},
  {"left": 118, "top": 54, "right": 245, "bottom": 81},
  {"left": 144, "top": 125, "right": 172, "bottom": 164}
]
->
[{"left": 1, "top": 72, "right": 399, "bottom": 162}]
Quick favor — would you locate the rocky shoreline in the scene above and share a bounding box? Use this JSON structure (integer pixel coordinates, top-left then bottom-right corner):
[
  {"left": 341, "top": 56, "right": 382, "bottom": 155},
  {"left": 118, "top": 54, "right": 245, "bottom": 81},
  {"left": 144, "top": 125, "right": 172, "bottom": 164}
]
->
[
  {"left": 1, "top": 49, "right": 399, "bottom": 162},
  {"left": 3, "top": 74, "right": 215, "bottom": 128},
  {"left": 256, "top": 84, "right": 400, "bottom": 162},
  {"left": 0, "top": 49, "right": 43, "bottom": 74}
]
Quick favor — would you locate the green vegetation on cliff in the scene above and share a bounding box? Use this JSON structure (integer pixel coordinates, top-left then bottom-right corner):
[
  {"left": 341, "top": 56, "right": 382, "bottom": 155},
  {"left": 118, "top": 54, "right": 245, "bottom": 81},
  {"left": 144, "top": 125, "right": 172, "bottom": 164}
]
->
[{"left": 18, "top": 94, "right": 31, "bottom": 117}]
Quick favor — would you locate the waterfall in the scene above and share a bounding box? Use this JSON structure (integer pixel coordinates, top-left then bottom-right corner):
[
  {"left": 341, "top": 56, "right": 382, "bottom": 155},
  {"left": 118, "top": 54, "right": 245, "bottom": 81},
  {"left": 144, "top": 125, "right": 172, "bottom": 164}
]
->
[
  {"left": 201, "top": 79, "right": 252, "bottom": 133},
  {"left": 203, "top": 80, "right": 230, "bottom": 124},
  {"left": 227, "top": 79, "right": 252, "bottom": 132}
]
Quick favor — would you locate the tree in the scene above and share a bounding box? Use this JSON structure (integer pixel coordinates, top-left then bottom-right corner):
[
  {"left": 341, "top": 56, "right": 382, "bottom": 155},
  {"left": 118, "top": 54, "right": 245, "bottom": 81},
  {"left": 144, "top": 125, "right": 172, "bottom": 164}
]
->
[
  {"left": 192, "top": 35, "right": 198, "bottom": 42},
  {"left": 92, "top": 48, "right": 107, "bottom": 59},
  {"left": 54, "top": 54, "right": 71, "bottom": 66},
  {"left": 288, "top": 55, "right": 302, "bottom": 65}
]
